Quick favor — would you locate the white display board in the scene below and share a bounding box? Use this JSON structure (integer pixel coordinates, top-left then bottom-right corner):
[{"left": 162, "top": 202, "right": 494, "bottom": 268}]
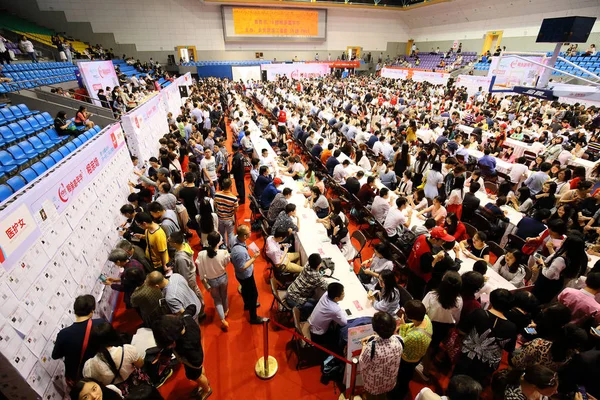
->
[
  {"left": 232, "top": 66, "right": 262, "bottom": 83},
  {"left": 261, "top": 62, "right": 331, "bottom": 81},
  {"left": 0, "top": 124, "right": 133, "bottom": 399},
  {"left": 161, "top": 73, "right": 193, "bottom": 119},
  {"left": 488, "top": 55, "right": 547, "bottom": 91},
  {"left": 455, "top": 75, "right": 493, "bottom": 96},
  {"left": 412, "top": 70, "right": 450, "bottom": 85},
  {"left": 121, "top": 93, "right": 169, "bottom": 162},
  {"left": 77, "top": 61, "right": 120, "bottom": 107},
  {"left": 380, "top": 67, "right": 409, "bottom": 80}
]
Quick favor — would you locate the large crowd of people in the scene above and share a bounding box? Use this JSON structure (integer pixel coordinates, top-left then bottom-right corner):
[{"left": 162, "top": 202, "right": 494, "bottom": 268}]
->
[{"left": 49, "top": 70, "right": 600, "bottom": 400}]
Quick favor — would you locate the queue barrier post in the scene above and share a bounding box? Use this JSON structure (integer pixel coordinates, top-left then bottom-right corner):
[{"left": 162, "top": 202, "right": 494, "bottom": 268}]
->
[{"left": 255, "top": 318, "right": 278, "bottom": 379}]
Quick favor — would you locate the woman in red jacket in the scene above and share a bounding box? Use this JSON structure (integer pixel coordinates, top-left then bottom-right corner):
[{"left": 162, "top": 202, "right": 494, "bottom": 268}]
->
[{"left": 445, "top": 212, "right": 468, "bottom": 242}]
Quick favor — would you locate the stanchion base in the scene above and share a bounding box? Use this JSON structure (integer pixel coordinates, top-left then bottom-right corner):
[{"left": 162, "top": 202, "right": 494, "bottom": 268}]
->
[{"left": 255, "top": 356, "right": 278, "bottom": 380}]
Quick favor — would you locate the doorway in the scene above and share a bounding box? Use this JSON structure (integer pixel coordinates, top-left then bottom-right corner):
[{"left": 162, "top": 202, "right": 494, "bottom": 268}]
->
[
  {"left": 346, "top": 46, "right": 361, "bottom": 61},
  {"left": 482, "top": 31, "right": 503, "bottom": 55},
  {"left": 176, "top": 46, "right": 198, "bottom": 63}
]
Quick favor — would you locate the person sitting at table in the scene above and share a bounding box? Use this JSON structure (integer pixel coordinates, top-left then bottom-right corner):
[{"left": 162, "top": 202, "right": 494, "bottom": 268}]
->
[
  {"left": 368, "top": 270, "right": 400, "bottom": 316},
  {"left": 330, "top": 214, "right": 356, "bottom": 261},
  {"left": 254, "top": 166, "right": 272, "bottom": 198},
  {"left": 311, "top": 138, "right": 324, "bottom": 158},
  {"left": 541, "top": 136, "right": 565, "bottom": 163},
  {"left": 424, "top": 161, "right": 444, "bottom": 200},
  {"left": 371, "top": 156, "right": 387, "bottom": 176},
  {"left": 333, "top": 159, "right": 352, "bottom": 184},
  {"left": 358, "top": 243, "right": 394, "bottom": 290},
  {"left": 477, "top": 148, "right": 497, "bottom": 177},
  {"left": 326, "top": 149, "right": 341, "bottom": 175},
  {"left": 525, "top": 162, "right": 551, "bottom": 195},
  {"left": 396, "top": 170, "right": 413, "bottom": 197},
  {"left": 408, "top": 188, "right": 428, "bottom": 212},
  {"left": 492, "top": 248, "right": 526, "bottom": 288},
  {"left": 281, "top": 155, "right": 305, "bottom": 180},
  {"left": 383, "top": 196, "right": 413, "bottom": 240},
  {"left": 272, "top": 204, "right": 299, "bottom": 236},
  {"left": 357, "top": 176, "right": 379, "bottom": 205},
  {"left": 446, "top": 176, "right": 465, "bottom": 219},
  {"left": 531, "top": 181, "right": 557, "bottom": 212},
  {"left": 558, "top": 180, "right": 593, "bottom": 206},
  {"left": 406, "top": 227, "right": 456, "bottom": 300},
  {"left": 308, "top": 186, "right": 330, "bottom": 218},
  {"left": 307, "top": 282, "right": 347, "bottom": 353},
  {"left": 444, "top": 213, "right": 468, "bottom": 242},
  {"left": 321, "top": 143, "right": 334, "bottom": 163},
  {"left": 371, "top": 187, "right": 391, "bottom": 225},
  {"left": 532, "top": 233, "right": 587, "bottom": 304},
  {"left": 286, "top": 253, "right": 328, "bottom": 319},
  {"left": 343, "top": 170, "right": 363, "bottom": 197},
  {"left": 379, "top": 163, "right": 397, "bottom": 190},
  {"left": 465, "top": 169, "right": 485, "bottom": 194},
  {"left": 459, "top": 231, "right": 490, "bottom": 263},
  {"left": 265, "top": 228, "right": 302, "bottom": 274},
  {"left": 508, "top": 186, "right": 534, "bottom": 214},
  {"left": 267, "top": 187, "right": 292, "bottom": 223},
  {"left": 260, "top": 177, "right": 283, "bottom": 209},
  {"left": 418, "top": 196, "right": 447, "bottom": 225}
]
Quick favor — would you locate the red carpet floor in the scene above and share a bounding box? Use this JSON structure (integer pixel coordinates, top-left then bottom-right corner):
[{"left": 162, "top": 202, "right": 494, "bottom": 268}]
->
[{"left": 110, "top": 115, "right": 463, "bottom": 400}]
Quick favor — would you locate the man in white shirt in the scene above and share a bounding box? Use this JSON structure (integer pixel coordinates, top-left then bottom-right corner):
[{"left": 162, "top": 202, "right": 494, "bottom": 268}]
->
[
  {"left": 383, "top": 197, "right": 413, "bottom": 239},
  {"left": 308, "top": 282, "right": 347, "bottom": 351},
  {"left": 508, "top": 157, "right": 530, "bottom": 186},
  {"left": 373, "top": 136, "right": 386, "bottom": 157},
  {"left": 333, "top": 160, "right": 352, "bottom": 184},
  {"left": 200, "top": 149, "right": 218, "bottom": 195},
  {"left": 259, "top": 148, "right": 277, "bottom": 174},
  {"left": 371, "top": 188, "right": 391, "bottom": 224}
]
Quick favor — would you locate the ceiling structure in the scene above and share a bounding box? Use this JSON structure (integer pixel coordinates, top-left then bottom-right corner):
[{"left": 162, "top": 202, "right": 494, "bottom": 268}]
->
[{"left": 204, "top": 0, "right": 449, "bottom": 11}]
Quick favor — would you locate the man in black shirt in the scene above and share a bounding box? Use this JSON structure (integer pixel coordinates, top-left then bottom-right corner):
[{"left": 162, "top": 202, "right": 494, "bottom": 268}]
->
[
  {"left": 344, "top": 170, "right": 364, "bottom": 196},
  {"left": 52, "top": 295, "right": 104, "bottom": 384},
  {"left": 231, "top": 144, "right": 246, "bottom": 204},
  {"left": 153, "top": 305, "right": 212, "bottom": 399},
  {"left": 461, "top": 182, "right": 482, "bottom": 222},
  {"left": 326, "top": 150, "right": 341, "bottom": 175}
]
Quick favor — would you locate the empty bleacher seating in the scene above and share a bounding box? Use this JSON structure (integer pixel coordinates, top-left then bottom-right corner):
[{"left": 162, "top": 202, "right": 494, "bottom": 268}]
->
[
  {"left": 393, "top": 52, "right": 478, "bottom": 70},
  {"left": 0, "top": 62, "right": 79, "bottom": 93},
  {"left": 473, "top": 52, "right": 600, "bottom": 77},
  {"left": 0, "top": 103, "right": 103, "bottom": 202}
]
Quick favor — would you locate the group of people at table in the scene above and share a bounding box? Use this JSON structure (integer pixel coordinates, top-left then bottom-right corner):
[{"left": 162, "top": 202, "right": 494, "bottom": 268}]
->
[{"left": 227, "top": 74, "right": 600, "bottom": 400}]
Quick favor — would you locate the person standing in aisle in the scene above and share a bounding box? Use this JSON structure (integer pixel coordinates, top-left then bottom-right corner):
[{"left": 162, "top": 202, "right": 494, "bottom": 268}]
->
[
  {"left": 231, "top": 144, "right": 246, "bottom": 204},
  {"left": 168, "top": 231, "right": 204, "bottom": 305},
  {"left": 52, "top": 295, "right": 105, "bottom": 386},
  {"left": 214, "top": 178, "right": 239, "bottom": 249},
  {"left": 230, "top": 224, "right": 266, "bottom": 324},
  {"left": 134, "top": 212, "right": 170, "bottom": 273}
]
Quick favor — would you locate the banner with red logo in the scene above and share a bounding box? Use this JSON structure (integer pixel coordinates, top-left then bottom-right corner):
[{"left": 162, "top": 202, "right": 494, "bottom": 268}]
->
[
  {"left": 488, "top": 56, "right": 547, "bottom": 90},
  {"left": 261, "top": 62, "right": 331, "bottom": 81},
  {"left": 0, "top": 123, "right": 128, "bottom": 272},
  {"left": 77, "top": 61, "right": 120, "bottom": 107},
  {"left": 412, "top": 70, "right": 451, "bottom": 85},
  {"left": 380, "top": 67, "right": 410, "bottom": 80},
  {"left": 455, "top": 75, "right": 493, "bottom": 96}
]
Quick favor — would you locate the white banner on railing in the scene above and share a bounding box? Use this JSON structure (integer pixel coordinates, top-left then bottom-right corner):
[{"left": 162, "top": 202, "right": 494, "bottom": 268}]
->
[
  {"left": 261, "top": 63, "right": 331, "bottom": 81},
  {"left": 412, "top": 70, "right": 450, "bottom": 85},
  {"left": 380, "top": 67, "right": 409, "bottom": 80},
  {"left": 488, "top": 56, "right": 547, "bottom": 90},
  {"left": 121, "top": 93, "right": 169, "bottom": 162},
  {"left": 455, "top": 75, "right": 493, "bottom": 96}
]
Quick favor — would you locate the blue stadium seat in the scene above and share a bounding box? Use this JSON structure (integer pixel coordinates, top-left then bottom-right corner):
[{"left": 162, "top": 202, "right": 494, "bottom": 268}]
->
[
  {"left": 0, "top": 150, "right": 18, "bottom": 174},
  {"left": 57, "top": 146, "right": 70, "bottom": 158},
  {"left": 83, "top": 130, "right": 95, "bottom": 140},
  {"left": 46, "top": 129, "right": 68, "bottom": 143},
  {"left": 29, "top": 136, "right": 51, "bottom": 151},
  {"left": 17, "top": 140, "right": 41, "bottom": 158},
  {"left": 65, "top": 142, "right": 77, "bottom": 153},
  {"left": 6, "top": 145, "right": 30, "bottom": 166},
  {"left": 49, "top": 151, "right": 63, "bottom": 163},
  {"left": 17, "top": 104, "right": 36, "bottom": 116},
  {"left": 20, "top": 168, "right": 38, "bottom": 183},
  {"left": 0, "top": 184, "right": 13, "bottom": 202},
  {"left": 40, "top": 156, "right": 56, "bottom": 169},
  {"left": 0, "top": 126, "right": 15, "bottom": 145},
  {"left": 8, "top": 105, "right": 23, "bottom": 120},
  {"left": 0, "top": 107, "right": 15, "bottom": 123},
  {"left": 34, "top": 114, "right": 49, "bottom": 128},
  {"left": 72, "top": 136, "right": 85, "bottom": 147},
  {"left": 25, "top": 116, "right": 40, "bottom": 132},
  {"left": 17, "top": 119, "right": 34, "bottom": 135},
  {"left": 37, "top": 131, "right": 58, "bottom": 147},
  {"left": 30, "top": 161, "right": 47, "bottom": 176},
  {"left": 6, "top": 176, "right": 26, "bottom": 192},
  {"left": 7, "top": 122, "right": 26, "bottom": 139}
]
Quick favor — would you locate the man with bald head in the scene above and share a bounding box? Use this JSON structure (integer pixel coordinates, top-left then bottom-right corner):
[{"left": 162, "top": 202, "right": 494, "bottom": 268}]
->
[{"left": 147, "top": 271, "right": 203, "bottom": 320}]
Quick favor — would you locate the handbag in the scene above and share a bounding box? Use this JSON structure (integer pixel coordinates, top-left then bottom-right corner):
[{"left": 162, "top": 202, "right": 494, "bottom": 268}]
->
[{"left": 65, "top": 319, "right": 93, "bottom": 387}]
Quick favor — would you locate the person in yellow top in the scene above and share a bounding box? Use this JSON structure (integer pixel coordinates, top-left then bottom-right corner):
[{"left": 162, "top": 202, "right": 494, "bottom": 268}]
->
[
  {"left": 406, "top": 120, "right": 418, "bottom": 143},
  {"left": 389, "top": 299, "right": 433, "bottom": 399},
  {"left": 135, "top": 212, "right": 170, "bottom": 273}
]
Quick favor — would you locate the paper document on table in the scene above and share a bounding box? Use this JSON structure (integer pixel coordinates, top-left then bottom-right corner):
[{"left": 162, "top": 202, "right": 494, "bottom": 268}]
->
[{"left": 248, "top": 242, "right": 260, "bottom": 254}]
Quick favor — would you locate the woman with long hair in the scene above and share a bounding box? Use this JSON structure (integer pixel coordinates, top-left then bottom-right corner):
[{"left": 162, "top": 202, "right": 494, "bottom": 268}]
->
[
  {"left": 75, "top": 105, "right": 95, "bottom": 129},
  {"left": 394, "top": 142, "right": 411, "bottom": 177},
  {"left": 498, "top": 364, "right": 559, "bottom": 400},
  {"left": 330, "top": 214, "right": 356, "bottom": 261},
  {"left": 70, "top": 378, "right": 124, "bottom": 400},
  {"left": 356, "top": 148, "right": 372, "bottom": 171},
  {"left": 82, "top": 323, "right": 145, "bottom": 396},
  {"left": 411, "top": 150, "right": 429, "bottom": 189},
  {"left": 196, "top": 232, "right": 231, "bottom": 331},
  {"left": 309, "top": 186, "right": 330, "bottom": 219},
  {"left": 459, "top": 231, "right": 490, "bottom": 263},
  {"left": 549, "top": 204, "right": 577, "bottom": 229},
  {"left": 446, "top": 175, "right": 465, "bottom": 220},
  {"left": 492, "top": 248, "right": 526, "bottom": 288},
  {"left": 396, "top": 170, "right": 413, "bottom": 197},
  {"left": 409, "top": 188, "right": 428, "bottom": 211},
  {"left": 553, "top": 167, "right": 572, "bottom": 197},
  {"left": 508, "top": 186, "right": 534, "bottom": 213},
  {"left": 445, "top": 212, "right": 468, "bottom": 242},
  {"left": 423, "top": 161, "right": 444, "bottom": 199},
  {"left": 532, "top": 181, "right": 557, "bottom": 211},
  {"left": 359, "top": 243, "right": 394, "bottom": 290},
  {"left": 379, "top": 162, "right": 397, "bottom": 190},
  {"left": 420, "top": 271, "right": 463, "bottom": 377},
  {"left": 417, "top": 195, "right": 447, "bottom": 225},
  {"left": 195, "top": 184, "right": 217, "bottom": 247},
  {"left": 532, "top": 233, "right": 587, "bottom": 303},
  {"left": 368, "top": 270, "right": 400, "bottom": 316}
]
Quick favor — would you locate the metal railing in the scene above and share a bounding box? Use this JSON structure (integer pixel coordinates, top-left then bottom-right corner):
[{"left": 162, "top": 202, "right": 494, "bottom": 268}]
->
[
  {"left": 258, "top": 318, "right": 360, "bottom": 399},
  {"left": 3, "top": 73, "right": 78, "bottom": 93}
]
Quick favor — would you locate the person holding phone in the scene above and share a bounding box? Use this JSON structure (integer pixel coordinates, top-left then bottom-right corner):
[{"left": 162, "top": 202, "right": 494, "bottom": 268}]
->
[
  {"left": 75, "top": 105, "right": 95, "bottom": 129},
  {"left": 368, "top": 270, "right": 400, "bottom": 316}
]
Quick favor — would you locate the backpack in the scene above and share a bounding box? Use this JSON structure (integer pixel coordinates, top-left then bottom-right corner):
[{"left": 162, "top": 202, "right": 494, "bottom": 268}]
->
[
  {"left": 320, "top": 355, "right": 345, "bottom": 385},
  {"left": 396, "top": 229, "right": 418, "bottom": 255}
]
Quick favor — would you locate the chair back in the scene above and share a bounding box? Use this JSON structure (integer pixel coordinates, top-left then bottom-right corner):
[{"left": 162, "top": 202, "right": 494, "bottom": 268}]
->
[
  {"left": 270, "top": 277, "right": 291, "bottom": 311},
  {"left": 484, "top": 181, "right": 498, "bottom": 195},
  {"left": 523, "top": 265, "right": 533, "bottom": 284},
  {"left": 351, "top": 230, "right": 367, "bottom": 255},
  {"left": 471, "top": 212, "right": 492, "bottom": 234},
  {"left": 487, "top": 241, "right": 505, "bottom": 261},
  {"left": 463, "top": 222, "right": 477, "bottom": 239},
  {"left": 292, "top": 307, "right": 312, "bottom": 344},
  {"left": 398, "top": 285, "right": 413, "bottom": 307},
  {"left": 507, "top": 234, "right": 526, "bottom": 253}
]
